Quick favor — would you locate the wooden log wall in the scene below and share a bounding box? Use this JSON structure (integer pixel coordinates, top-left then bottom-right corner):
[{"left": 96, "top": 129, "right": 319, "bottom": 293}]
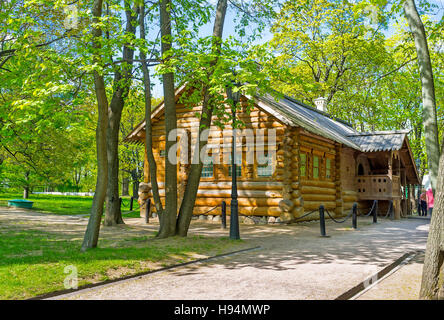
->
[
  {"left": 334, "top": 144, "right": 343, "bottom": 216},
  {"left": 339, "top": 147, "right": 358, "bottom": 215},
  {"left": 142, "top": 100, "right": 287, "bottom": 216},
  {"left": 290, "top": 128, "right": 304, "bottom": 219},
  {"left": 296, "top": 130, "right": 338, "bottom": 220}
]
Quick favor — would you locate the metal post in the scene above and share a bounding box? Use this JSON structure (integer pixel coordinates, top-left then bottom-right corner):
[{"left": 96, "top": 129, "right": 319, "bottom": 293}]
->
[
  {"left": 390, "top": 200, "right": 394, "bottom": 220},
  {"left": 229, "top": 98, "right": 240, "bottom": 240},
  {"left": 319, "top": 205, "right": 327, "bottom": 237},
  {"left": 352, "top": 203, "right": 357, "bottom": 229},
  {"left": 221, "top": 201, "right": 227, "bottom": 229},
  {"left": 130, "top": 196, "right": 134, "bottom": 211},
  {"left": 373, "top": 200, "right": 378, "bottom": 223},
  {"left": 145, "top": 198, "right": 151, "bottom": 224}
]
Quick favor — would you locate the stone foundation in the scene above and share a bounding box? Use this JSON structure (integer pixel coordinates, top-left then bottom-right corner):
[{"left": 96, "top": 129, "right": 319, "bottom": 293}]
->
[{"left": 138, "top": 182, "right": 151, "bottom": 219}]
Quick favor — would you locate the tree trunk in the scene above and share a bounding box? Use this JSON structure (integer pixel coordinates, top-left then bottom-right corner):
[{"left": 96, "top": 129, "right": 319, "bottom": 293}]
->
[
  {"left": 158, "top": 0, "right": 177, "bottom": 238},
  {"left": 81, "top": 0, "right": 109, "bottom": 251},
  {"left": 23, "top": 171, "right": 29, "bottom": 199},
  {"left": 404, "top": 0, "right": 440, "bottom": 193},
  {"left": 139, "top": 4, "right": 164, "bottom": 217},
  {"left": 130, "top": 168, "right": 139, "bottom": 197},
  {"left": 23, "top": 187, "right": 29, "bottom": 199},
  {"left": 420, "top": 135, "right": 444, "bottom": 299},
  {"left": 122, "top": 176, "right": 129, "bottom": 196},
  {"left": 105, "top": 99, "right": 124, "bottom": 225},
  {"left": 176, "top": 0, "right": 228, "bottom": 236},
  {"left": 104, "top": 3, "right": 138, "bottom": 226},
  {"left": 403, "top": 0, "right": 444, "bottom": 299}
]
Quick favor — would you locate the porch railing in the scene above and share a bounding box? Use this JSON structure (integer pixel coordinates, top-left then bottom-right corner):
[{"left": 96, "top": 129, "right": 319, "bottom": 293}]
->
[{"left": 356, "top": 174, "right": 401, "bottom": 200}]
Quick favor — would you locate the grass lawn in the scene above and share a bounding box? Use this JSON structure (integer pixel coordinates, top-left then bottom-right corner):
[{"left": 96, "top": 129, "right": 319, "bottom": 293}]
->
[
  {"left": 0, "top": 192, "right": 140, "bottom": 217},
  {"left": 0, "top": 223, "right": 243, "bottom": 300}
]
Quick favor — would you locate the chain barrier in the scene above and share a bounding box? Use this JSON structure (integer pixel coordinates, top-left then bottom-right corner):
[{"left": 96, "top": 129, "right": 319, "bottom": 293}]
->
[
  {"left": 384, "top": 200, "right": 393, "bottom": 218},
  {"left": 119, "top": 196, "right": 139, "bottom": 214},
  {"left": 357, "top": 200, "right": 376, "bottom": 217},
  {"left": 201, "top": 204, "right": 221, "bottom": 215},
  {"left": 276, "top": 209, "right": 319, "bottom": 225},
  {"left": 325, "top": 207, "right": 354, "bottom": 224}
]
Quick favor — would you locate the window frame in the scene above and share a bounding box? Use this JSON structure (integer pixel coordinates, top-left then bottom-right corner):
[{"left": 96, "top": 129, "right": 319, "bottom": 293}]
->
[
  {"left": 201, "top": 153, "right": 215, "bottom": 179},
  {"left": 256, "top": 152, "right": 274, "bottom": 178},
  {"left": 300, "top": 152, "right": 308, "bottom": 178},
  {"left": 313, "top": 155, "right": 320, "bottom": 180}
]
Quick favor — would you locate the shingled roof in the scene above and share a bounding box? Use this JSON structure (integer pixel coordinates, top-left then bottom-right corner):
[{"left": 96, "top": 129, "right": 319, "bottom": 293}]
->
[
  {"left": 255, "top": 93, "right": 361, "bottom": 149},
  {"left": 125, "top": 88, "right": 413, "bottom": 156},
  {"left": 346, "top": 130, "right": 410, "bottom": 152}
]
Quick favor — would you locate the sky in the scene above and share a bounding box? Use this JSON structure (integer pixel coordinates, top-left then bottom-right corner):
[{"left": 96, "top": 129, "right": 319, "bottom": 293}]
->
[{"left": 150, "top": 0, "right": 444, "bottom": 98}]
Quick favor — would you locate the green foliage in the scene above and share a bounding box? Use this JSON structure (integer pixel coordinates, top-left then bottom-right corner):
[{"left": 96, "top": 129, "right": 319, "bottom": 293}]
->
[{"left": 260, "top": 0, "right": 443, "bottom": 176}]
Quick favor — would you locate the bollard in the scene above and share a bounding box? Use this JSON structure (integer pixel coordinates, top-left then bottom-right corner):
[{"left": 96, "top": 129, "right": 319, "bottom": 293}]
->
[
  {"left": 221, "top": 201, "right": 227, "bottom": 229},
  {"left": 119, "top": 197, "right": 122, "bottom": 212},
  {"left": 130, "top": 196, "right": 134, "bottom": 211},
  {"left": 373, "top": 200, "right": 378, "bottom": 223},
  {"left": 390, "top": 201, "right": 394, "bottom": 220},
  {"left": 319, "top": 205, "right": 327, "bottom": 237},
  {"left": 352, "top": 203, "right": 357, "bottom": 229},
  {"left": 145, "top": 198, "right": 151, "bottom": 224}
]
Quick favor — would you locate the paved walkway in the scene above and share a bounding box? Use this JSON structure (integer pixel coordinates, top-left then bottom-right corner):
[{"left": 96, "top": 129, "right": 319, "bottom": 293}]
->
[
  {"left": 356, "top": 250, "right": 425, "bottom": 300},
  {"left": 48, "top": 215, "right": 429, "bottom": 300}
]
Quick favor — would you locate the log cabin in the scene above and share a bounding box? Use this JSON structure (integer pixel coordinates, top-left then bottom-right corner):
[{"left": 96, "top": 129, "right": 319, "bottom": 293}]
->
[{"left": 124, "top": 86, "right": 420, "bottom": 223}]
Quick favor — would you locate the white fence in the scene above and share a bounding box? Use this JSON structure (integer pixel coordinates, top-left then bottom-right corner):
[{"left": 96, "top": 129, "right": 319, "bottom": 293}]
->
[{"left": 32, "top": 192, "right": 95, "bottom": 196}]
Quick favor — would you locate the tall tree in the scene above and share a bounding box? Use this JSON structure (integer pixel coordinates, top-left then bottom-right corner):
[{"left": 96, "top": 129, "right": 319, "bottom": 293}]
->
[
  {"left": 138, "top": 2, "right": 165, "bottom": 220},
  {"left": 82, "top": 0, "right": 110, "bottom": 251},
  {"left": 403, "top": 0, "right": 440, "bottom": 193},
  {"left": 158, "top": 0, "right": 178, "bottom": 238},
  {"left": 175, "top": 0, "right": 228, "bottom": 236},
  {"left": 104, "top": 1, "right": 139, "bottom": 226},
  {"left": 403, "top": 0, "right": 443, "bottom": 299}
]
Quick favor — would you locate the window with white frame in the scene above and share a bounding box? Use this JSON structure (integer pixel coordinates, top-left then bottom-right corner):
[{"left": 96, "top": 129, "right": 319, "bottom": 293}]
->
[
  {"left": 202, "top": 154, "right": 214, "bottom": 178},
  {"left": 257, "top": 152, "right": 273, "bottom": 177},
  {"left": 326, "top": 158, "right": 332, "bottom": 179}
]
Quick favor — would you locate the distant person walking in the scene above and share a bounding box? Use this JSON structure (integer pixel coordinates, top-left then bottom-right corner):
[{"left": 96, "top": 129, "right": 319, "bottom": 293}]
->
[
  {"left": 420, "top": 190, "right": 427, "bottom": 216},
  {"left": 426, "top": 188, "right": 434, "bottom": 217}
]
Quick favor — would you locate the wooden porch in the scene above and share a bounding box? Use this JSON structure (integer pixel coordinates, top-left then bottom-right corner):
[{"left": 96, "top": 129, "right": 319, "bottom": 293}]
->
[{"left": 356, "top": 174, "right": 401, "bottom": 201}]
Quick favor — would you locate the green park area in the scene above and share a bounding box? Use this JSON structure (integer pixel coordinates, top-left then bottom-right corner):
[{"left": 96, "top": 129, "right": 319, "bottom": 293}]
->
[
  {"left": 0, "top": 193, "right": 140, "bottom": 217},
  {"left": 0, "top": 0, "right": 443, "bottom": 303},
  {"left": 0, "top": 193, "right": 241, "bottom": 300}
]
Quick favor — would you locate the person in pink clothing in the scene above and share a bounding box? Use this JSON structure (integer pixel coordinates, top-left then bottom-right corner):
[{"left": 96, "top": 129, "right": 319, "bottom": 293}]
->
[{"left": 426, "top": 188, "right": 434, "bottom": 217}]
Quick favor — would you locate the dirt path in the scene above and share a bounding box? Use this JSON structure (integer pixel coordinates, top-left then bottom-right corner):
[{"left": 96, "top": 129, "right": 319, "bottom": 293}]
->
[
  {"left": 36, "top": 213, "right": 429, "bottom": 300},
  {"left": 356, "top": 251, "right": 426, "bottom": 300}
]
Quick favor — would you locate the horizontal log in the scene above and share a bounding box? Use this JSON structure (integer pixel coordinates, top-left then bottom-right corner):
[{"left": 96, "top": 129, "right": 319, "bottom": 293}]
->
[
  {"left": 342, "top": 190, "right": 358, "bottom": 196},
  {"left": 146, "top": 181, "right": 284, "bottom": 190},
  {"left": 302, "top": 194, "right": 336, "bottom": 201},
  {"left": 299, "top": 135, "right": 336, "bottom": 149},
  {"left": 303, "top": 200, "right": 336, "bottom": 210},
  {"left": 191, "top": 206, "right": 282, "bottom": 217},
  {"left": 300, "top": 186, "right": 336, "bottom": 195},
  {"left": 299, "top": 141, "right": 336, "bottom": 154},
  {"left": 301, "top": 180, "right": 336, "bottom": 188},
  {"left": 194, "top": 197, "right": 283, "bottom": 207},
  {"left": 238, "top": 206, "right": 281, "bottom": 216},
  {"left": 148, "top": 189, "right": 283, "bottom": 198},
  {"left": 342, "top": 195, "right": 358, "bottom": 202}
]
